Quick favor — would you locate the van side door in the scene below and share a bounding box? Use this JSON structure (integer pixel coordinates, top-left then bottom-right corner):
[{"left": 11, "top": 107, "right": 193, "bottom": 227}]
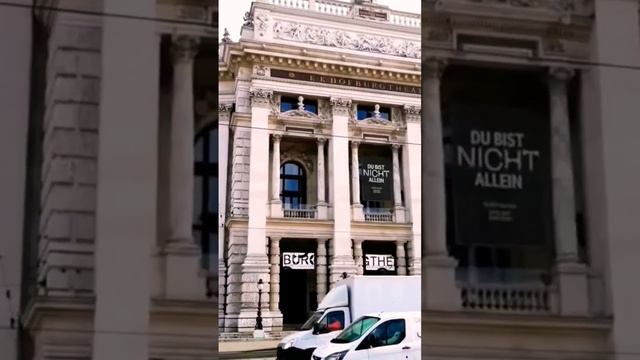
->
[{"left": 357, "top": 318, "right": 409, "bottom": 360}]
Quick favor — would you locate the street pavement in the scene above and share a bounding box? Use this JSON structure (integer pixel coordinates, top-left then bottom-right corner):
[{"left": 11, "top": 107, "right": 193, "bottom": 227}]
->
[{"left": 219, "top": 339, "right": 280, "bottom": 360}]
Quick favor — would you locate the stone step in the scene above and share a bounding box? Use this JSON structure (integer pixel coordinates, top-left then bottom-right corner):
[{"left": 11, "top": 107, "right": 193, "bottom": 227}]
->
[{"left": 219, "top": 331, "right": 298, "bottom": 342}]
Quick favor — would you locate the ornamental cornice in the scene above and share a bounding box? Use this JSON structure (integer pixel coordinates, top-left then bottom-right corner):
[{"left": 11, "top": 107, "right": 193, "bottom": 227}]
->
[{"left": 273, "top": 20, "right": 421, "bottom": 59}]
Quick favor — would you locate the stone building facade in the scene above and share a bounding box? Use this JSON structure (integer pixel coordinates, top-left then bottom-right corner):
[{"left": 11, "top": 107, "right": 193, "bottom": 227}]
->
[
  {"left": 1, "top": 0, "right": 218, "bottom": 359},
  {"left": 218, "top": 0, "right": 422, "bottom": 333}
]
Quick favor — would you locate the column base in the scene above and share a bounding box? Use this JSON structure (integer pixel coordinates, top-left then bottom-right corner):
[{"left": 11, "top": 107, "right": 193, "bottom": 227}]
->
[
  {"left": 424, "top": 255, "right": 460, "bottom": 311},
  {"left": 270, "top": 200, "right": 282, "bottom": 218},
  {"left": 317, "top": 202, "right": 328, "bottom": 220},
  {"left": 394, "top": 206, "right": 406, "bottom": 223},
  {"left": 163, "top": 243, "right": 206, "bottom": 300},
  {"left": 553, "top": 261, "right": 590, "bottom": 316},
  {"left": 351, "top": 204, "right": 364, "bottom": 221},
  {"left": 329, "top": 255, "right": 357, "bottom": 288},
  {"left": 408, "top": 257, "right": 421, "bottom": 276},
  {"left": 224, "top": 310, "right": 283, "bottom": 333}
]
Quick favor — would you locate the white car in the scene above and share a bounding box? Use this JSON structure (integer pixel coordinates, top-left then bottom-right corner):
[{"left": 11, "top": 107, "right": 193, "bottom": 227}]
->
[{"left": 310, "top": 311, "right": 421, "bottom": 360}]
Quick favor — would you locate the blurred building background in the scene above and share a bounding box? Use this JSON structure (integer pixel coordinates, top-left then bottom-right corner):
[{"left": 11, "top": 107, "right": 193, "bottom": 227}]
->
[
  {"left": 1, "top": 0, "right": 218, "bottom": 359},
  {"left": 422, "top": 1, "right": 640, "bottom": 360}
]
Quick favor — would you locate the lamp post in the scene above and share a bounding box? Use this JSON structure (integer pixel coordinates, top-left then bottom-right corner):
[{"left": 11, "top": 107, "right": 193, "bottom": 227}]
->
[{"left": 255, "top": 278, "right": 264, "bottom": 331}]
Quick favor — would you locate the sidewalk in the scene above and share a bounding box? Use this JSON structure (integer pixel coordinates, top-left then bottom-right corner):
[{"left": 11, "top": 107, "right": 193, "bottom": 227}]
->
[
  {"left": 219, "top": 340, "right": 279, "bottom": 360},
  {"left": 219, "top": 339, "right": 280, "bottom": 353}
]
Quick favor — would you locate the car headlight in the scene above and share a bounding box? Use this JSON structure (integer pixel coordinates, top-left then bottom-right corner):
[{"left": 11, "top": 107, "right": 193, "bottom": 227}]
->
[
  {"left": 324, "top": 350, "right": 347, "bottom": 360},
  {"left": 280, "top": 339, "right": 295, "bottom": 350}
]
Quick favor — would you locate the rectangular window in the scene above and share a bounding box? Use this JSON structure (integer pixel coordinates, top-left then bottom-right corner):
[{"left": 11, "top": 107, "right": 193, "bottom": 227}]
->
[
  {"left": 280, "top": 96, "right": 318, "bottom": 114},
  {"left": 357, "top": 104, "right": 390, "bottom": 120}
]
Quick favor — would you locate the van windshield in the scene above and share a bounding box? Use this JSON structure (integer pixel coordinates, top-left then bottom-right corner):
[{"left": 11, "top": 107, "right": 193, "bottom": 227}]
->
[
  {"left": 300, "top": 311, "right": 323, "bottom": 331},
  {"left": 331, "top": 316, "right": 379, "bottom": 343}
]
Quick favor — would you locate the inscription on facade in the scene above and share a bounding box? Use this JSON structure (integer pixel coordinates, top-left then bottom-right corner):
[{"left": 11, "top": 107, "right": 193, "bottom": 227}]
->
[{"left": 271, "top": 69, "right": 421, "bottom": 94}]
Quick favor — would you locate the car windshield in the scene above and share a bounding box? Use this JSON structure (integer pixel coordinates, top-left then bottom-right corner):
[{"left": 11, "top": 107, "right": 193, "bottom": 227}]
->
[
  {"left": 300, "top": 311, "right": 323, "bottom": 330},
  {"left": 331, "top": 316, "right": 379, "bottom": 343}
]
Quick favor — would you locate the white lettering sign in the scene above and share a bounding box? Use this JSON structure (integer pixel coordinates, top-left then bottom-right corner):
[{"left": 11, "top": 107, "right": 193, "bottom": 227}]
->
[
  {"left": 364, "top": 254, "right": 395, "bottom": 271},
  {"left": 456, "top": 130, "right": 540, "bottom": 190},
  {"left": 282, "top": 252, "right": 315, "bottom": 270}
]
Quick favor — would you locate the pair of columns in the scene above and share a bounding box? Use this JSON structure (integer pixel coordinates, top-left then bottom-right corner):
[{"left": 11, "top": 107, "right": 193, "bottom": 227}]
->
[
  {"left": 423, "top": 58, "right": 588, "bottom": 315},
  {"left": 268, "top": 237, "right": 329, "bottom": 309},
  {"left": 350, "top": 142, "right": 405, "bottom": 222},
  {"left": 353, "top": 239, "right": 408, "bottom": 276},
  {"left": 269, "top": 135, "right": 328, "bottom": 218}
]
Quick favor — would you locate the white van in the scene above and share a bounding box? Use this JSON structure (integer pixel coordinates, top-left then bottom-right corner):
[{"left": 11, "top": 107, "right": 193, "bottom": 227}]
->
[
  {"left": 276, "top": 276, "right": 420, "bottom": 359},
  {"left": 311, "top": 311, "right": 421, "bottom": 360}
]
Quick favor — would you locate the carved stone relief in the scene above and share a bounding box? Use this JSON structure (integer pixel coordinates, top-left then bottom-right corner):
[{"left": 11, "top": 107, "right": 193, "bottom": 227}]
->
[{"left": 273, "top": 21, "right": 420, "bottom": 59}]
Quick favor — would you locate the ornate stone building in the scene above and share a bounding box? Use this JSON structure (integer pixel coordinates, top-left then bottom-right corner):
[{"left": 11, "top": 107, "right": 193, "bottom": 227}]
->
[
  {"left": 218, "top": 0, "right": 421, "bottom": 333},
  {"left": 421, "top": 1, "right": 640, "bottom": 360},
  {"left": 1, "top": 0, "right": 218, "bottom": 359}
]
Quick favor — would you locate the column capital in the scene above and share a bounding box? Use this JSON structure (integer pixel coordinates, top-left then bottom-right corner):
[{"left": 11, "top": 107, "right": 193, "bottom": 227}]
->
[
  {"left": 395, "top": 239, "right": 407, "bottom": 246},
  {"left": 272, "top": 133, "right": 282, "bottom": 141},
  {"left": 171, "top": 35, "right": 200, "bottom": 63},
  {"left": 392, "top": 143, "right": 402, "bottom": 150},
  {"left": 249, "top": 88, "right": 274, "bottom": 108},
  {"left": 219, "top": 103, "right": 233, "bottom": 114},
  {"left": 549, "top": 67, "right": 575, "bottom": 82},
  {"left": 351, "top": 140, "right": 361, "bottom": 148},
  {"left": 330, "top": 97, "right": 352, "bottom": 114},
  {"left": 269, "top": 236, "right": 282, "bottom": 243},
  {"left": 403, "top": 104, "right": 421, "bottom": 123},
  {"left": 316, "top": 136, "right": 327, "bottom": 145},
  {"left": 317, "top": 238, "right": 329, "bottom": 244},
  {"left": 353, "top": 238, "right": 364, "bottom": 246},
  {"left": 424, "top": 57, "right": 447, "bottom": 79}
]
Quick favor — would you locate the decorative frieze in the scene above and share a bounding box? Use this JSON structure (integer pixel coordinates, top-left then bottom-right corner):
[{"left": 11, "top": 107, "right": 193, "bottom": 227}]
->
[{"left": 273, "top": 21, "right": 420, "bottom": 59}]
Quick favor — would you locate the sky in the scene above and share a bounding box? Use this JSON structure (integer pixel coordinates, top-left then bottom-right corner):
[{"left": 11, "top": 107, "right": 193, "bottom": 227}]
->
[{"left": 219, "top": 0, "right": 421, "bottom": 42}]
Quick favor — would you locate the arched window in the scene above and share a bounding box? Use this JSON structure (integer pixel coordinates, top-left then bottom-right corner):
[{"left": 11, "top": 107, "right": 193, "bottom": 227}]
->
[
  {"left": 193, "top": 124, "right": 218, "bottom": 271},
  {"left": 280, "top": 161, "right": 306, "bottom": 209}
]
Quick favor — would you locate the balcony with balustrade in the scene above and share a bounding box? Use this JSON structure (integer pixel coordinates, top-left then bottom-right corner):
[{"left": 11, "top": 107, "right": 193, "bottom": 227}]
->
[{"left": 266, "top": 0, "right": 421, "bottom": 29}]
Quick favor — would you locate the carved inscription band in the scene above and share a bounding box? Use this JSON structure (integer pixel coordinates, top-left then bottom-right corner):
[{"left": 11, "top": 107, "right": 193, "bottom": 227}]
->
[{"left": 271, "top": 69, "right": 421, "bottom": 95}]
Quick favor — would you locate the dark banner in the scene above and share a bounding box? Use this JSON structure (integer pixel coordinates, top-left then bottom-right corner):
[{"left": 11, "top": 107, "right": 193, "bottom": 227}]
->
[
  {"left": 449, "top": 108, "right": 552, "bottom": 245},
  {"left": 359, "top": 156, "right": 393, "bottom": 201}
]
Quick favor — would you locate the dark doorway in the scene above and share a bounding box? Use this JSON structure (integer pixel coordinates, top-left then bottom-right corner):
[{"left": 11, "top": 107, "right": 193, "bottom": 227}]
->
[
  {"left": 279, "top": 239, "right": 317, "bottom": 327},
  {"left": 362, "top": 241, "right": 398, "bottom": 275}
]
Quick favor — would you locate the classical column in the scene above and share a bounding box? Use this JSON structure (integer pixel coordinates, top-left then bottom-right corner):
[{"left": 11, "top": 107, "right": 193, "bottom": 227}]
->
[
  {"left": 392, "top": 143, "right": 406, "bottom": 223},
  {"left": 328, "top": 97, "right": 356, "bottom": 284},
  {"left": 167, "top": 35, "right": 199, "bottom": 250},
  {"left": 351, "top": 140, "right": 364, "bottom": 221},
  {"left": 396, "top": 241, "right": 407, "bottom": 275},
  {"left": 316, "top": 137, "right": 328, "bottom": 219},
  {"left": 163, "top": 35, "right": 204, "bottom": 301},
  {"left": 219, "top": 103, "right": 233, "bottom": 330},
  {"left": 269, "top": 236, "right": 281, "bottom": 312},
  {"left": 270, "top": 134, "right": 283, "bottom": 218},
  {"left": 549, "top": 67, "right": 589, "bottom": 316},
  {"left": 316, "top": 238, "right": 328, "bottom": 303},
  {"left": 238, "top": 88, "right": 273, "bottom": 332},
  {"left": 353, "top": 239, "right": 364, "bottom": 275},
  {"left": 403, "top": 105, "right": 422, "bottom": 275},
  {"left": 423, "top": 58, "right": 459, "bottom": 311}
]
